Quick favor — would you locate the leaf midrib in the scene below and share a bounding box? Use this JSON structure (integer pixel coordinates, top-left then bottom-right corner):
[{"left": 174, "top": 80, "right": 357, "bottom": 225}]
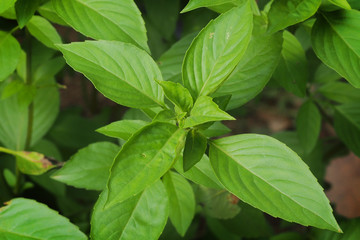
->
[{"left": 210, "top": 141, "right": 335, "bottom": 228}]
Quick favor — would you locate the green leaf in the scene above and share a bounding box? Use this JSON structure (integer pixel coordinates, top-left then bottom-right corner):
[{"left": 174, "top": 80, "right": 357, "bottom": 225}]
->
[
  {"left": 0, "top": 147, "right": 56, "bottom": 175},
  {"left": 200, "top": 122, "right": 231, "bottom": 138},
  {"left": 273, "top": 31, "right": 308, "bottom": 97},
  {"left": 52, "top": 142, "right": 120, "bottom": 191},
  {"left": 0, "top": 0, "right": 16, "bottom": 15},
  {"left": 314, "top": 63, "right": 341, "bottom": 83},
  {"left": 33, "top": 56, "right": 65, "bottom": 83},
  {"left": 105, "top": 122, "right": 187, "bottom": 207},
  {"left": 143, "top": 0, "right": 180, "bottom": 40},
  {"left": 312, "top": 218, "right": 360, "bottom": 240},
  {"left": 267, "top": 0, "right": 321, "bottom": 34},
  {"left": 181, "top": 0, "right": 246, "bottom": 13},
  {"left": 209, "top": 134, "right": 340, "bottom": 232},
  {"left": 91, "top": 180, "right": 168, "bottom": 240},
  {"left": 183, "top": 96, "right": 235, "bottom": 128},
  {"left": 214, "top": 16, "right": 283, "bottom": 109},
  {"left": 319, "top": 81, "right": 360, "bottom": 103},
  {"left": 158, "top": 33, "right": 196, "bottom": 83},
  {"left": 312, "top": 10, "right": 360, "bottom": 88},
  {"left": 321, "top": 0, "right": 351, "bottom": 11},
  {"left": 38, "top": 1, "right": 68, "bottom": 26},
  {"left": 0, "top": 198, "right": 87, "bottom": 239},
  {"left": 96, "top": 120, "right": 148, "bottom": 140},
  {"left": 0, "top": 31, "right": 21, "bottom": 82},
  {"left": 196, "top": 186, "right": 241, "bottom": 219},
  {"left": 183, "top": 130, "right": 207, "bottom": 171},
  {"left": 58, "top": 41, "right": 165, "bottom": 108},
  {"left": 348, "top": 0, "right": 360, "bottom": 9},
  {"left": 157, "top": 81, "right": 193, "bottom": 113},
  {"left": 182, "top": 3, "right": 253, "bottom": 99},
  {"left": 27, "top": 15, "right": 62, "bottom": 50},
  {"left": 52, "top": 0, "right": 149, "bottom": 52},
  {"left": 163, "top": 172, "right": 195, "bottom": 236},
  {"left": 1, "top": 79, "right": 23, "bottom": 99},
  {"left": 334, "top": 102, "right": 360, "bottom": 157},
  {"left": 174, "top": 154, "right": 224, "bottom": 189},
  {"left": 296, "top": 100, "right": 322, "bottom": 154},
  {"left": 15, "top": 0, "right": 41, "bottom": 28},
  {"left": 0, "top": 78, "right": 59, "bottom": 150}
]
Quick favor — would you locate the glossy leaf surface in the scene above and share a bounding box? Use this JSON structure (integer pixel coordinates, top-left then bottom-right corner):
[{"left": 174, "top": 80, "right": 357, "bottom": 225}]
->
[
  {"left": 106, "top": 122, "right": 187, "bottom": 207},
  {"left": 52, "top": 0, "right": 149, "bottom": 51},
  {"left": 312, "top": 10, "right": 360, "bottom": 88},
  {"left": 157, "top": 80, "right": 193, "bottom": 113},
  {"left": 96, "top": 120, "right": 148, "bottom": 140},
  {"left": 210, "top": 134, "right": 340, "bottom": 232},
  {"left": 182, "top": 3, "right": 253, "bottom": 99},
  {"left": 91, "top": 181, "right": 169, "bottom": 240},
  {"left": 0, "top": 198, "right": 87, "bottom": 239},
  {"left": 27, "top": 16, "right": 62, "bottom": 50},
  {"left": 58, "top": 41, "right": 165, "bottom": 108}
]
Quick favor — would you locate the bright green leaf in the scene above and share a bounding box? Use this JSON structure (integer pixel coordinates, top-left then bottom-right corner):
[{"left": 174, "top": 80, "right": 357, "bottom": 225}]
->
[
  {"left": 267, "top": 0, "right": 321, "bottom": 34},
  {"left": 296, "top": 100, "right": 322, "bottom": 154},
  {"left": 52, "top": 0, "right": 149, "bottom": 52},
  {"left": 200, "top": 122, "right": 231, "bottom": 138},
  {"left": 52, "top": 142, "right": 120, "bottom": 191},
  {"left": 1, "top": 79, "right": 23, "bottom": 99},
  {"left": 321, "top": 0, "right": 351, "bottom": 11},
  {"left": 0, "top": 0, "right": 16, "bottom": 15},
  {"left": 27, "top": 15, "right": 62, "bottom": 50},
  {"left": 181, "top": 0, "right": 246, "bottom": 13},
  {"left": 183, "top": 96, "right": 235, "bottom": 128},
  {"left": 58, "top": 41, "right": 165, "bottom": 108},
  {"left": 163, "top": 171, "right": 195, "bottom": 236},
  {"left": 314, "top": 63, "right": 341, "bottom": 83},
  {"left": 105, "top": 122, "right": 187, "bottom": 207},
  {"left": 334, "top": 102, "right": 360, "bottom": 157},
  {"left": 273, "top": 31, "right": 308, "bottom": 97},
  {"left": 319, "top": 81, "right": 360, "bottom": 103},
  {"left": 38, "top": 1, "right": 68, "bottom": 26},
  {"left": 96, "top": 120, "right": 148, "bottom": 140},
  {"left": 174, "top": 154, "right": 224, "bottom": 189},
  {"left": 312, "top": 10, "right": 360, "bottom": 88},
  {"left": 0, "top": 31, "right": 21, "bottom": 82},
  {"left": 157, "top": 80, "right": 193, "bottom": 113},
  {"left": 209, "top": 134, "right": 340, "bottom": 232},
  {"left": 183, "top": 130, "right": 207, "bottom": 171},
  {"left": 182, "top": 3, "right": 253, "bottom": 99},
  {"left": 15, "top": 0, "right": 41, "bottom": 28},
  {"left": 158, "top": 33, "right": 196, "bottom": 83},
  {"left": 214, "top": 16, "right": 283, "bottom": 109},
  {"left": 0, "top": 198, "right": 87, "bottom": 239},
  {"left": 92, "top": 180, "right": 168, "bottom": 240}
]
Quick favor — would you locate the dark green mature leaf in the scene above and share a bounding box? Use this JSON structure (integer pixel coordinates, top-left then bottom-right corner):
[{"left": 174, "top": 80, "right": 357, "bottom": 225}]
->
[
  {"left": 158, "top": 33, "right": 196, "bottom": 83},
  {"left": 183, "top": 96, "right": 235, "bottom": 128},
  {"left": 312, "top": 10, "right": 360, "bottom": 88},
  {"left": 52, "top": 0, "right": 149, "bottom": 51},
  {"left": 348, "top": 0, "right": 360, "bottom": 9},
  {"left": 0, "top": 31, "right": 21, "bottom": 82},
  {"left": 319, "top": 81, "right": 360, "bottom": 103},
  {"left": 314, "top": 63, "right": 341, "bottom": 83},
  {"left": 312, "top": 218, "right": 360, "bottom": 240},
  {"left": 183, "top": 130, "right": 207, "bottom": 171},
  {"left": 207, "top": 217, "right": 239, "bottom": 240},
  {"left": 210, "top": 134, "right": 340, "bottom": 232},
  {"left": 38, "top": 1, "right": 68, "bottom": 26},
  {"left": 58, "top": 41, "right": 165, "bottom": 108},
  {"left": 0, "top": 198, "right": 87, "bottom": 239},
  {"left": 334, "top": 102, "right": 360, "bottom": 156},
  {"left": 214, "top": 16, "right": 283, "bottom": 109},
  {"left": 0, "top": 0, "right": 16, "bottom": 15},
  {"left": 157, "top": 81, "right": 193, "bottom": 113},
  {"left": 0, "top": 79, "right": 59, "bottom": 150},
  {"left": 196, "top": 186, "right": 241, "bottom": 219},
  {"left": 27, "top": 16, "right": 62, "bottom": 50},
  {"left": 182, "top": 2, "right": 253, "bottom": 99},
  {"left": 181, "top": 0, "right": 245, "bottom": 13},
  {"left": 33, "top": 56, "right": 65, "bottom": 83},
  {"left": 163, "top": 172, "right": 195, "bottom": 236},
  {"left": 52, "top": 142, "right": 120, "bottom": 191},
  {"left": 143, "top": 0, "right": 180, "bottom": 40},
  {"left": 15, "top": 0, "right": 41, "bottom": 28},
  {"left": 267, "top": 0, "right": 321, "bottom": 34},
  {"left": 174, "top": 154, "right": 224, "bottom": 189},
  {"left": 105, "top": 122, "right": 187, "bottom": 207},
  {"left": 273, "top": 31, "right": 308, "bottom": 97},
  {"left": 200, "top": 122, "right": 231, "bottom": 138},
  {"left": 92, "top": 180, "right": 169, "bottom": 240},
  {"left": 296, "top": 100, "right": 322, "bottom": 154},
  {"left": 96, "top": 120, "right": 148, "bottom": 140}
]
